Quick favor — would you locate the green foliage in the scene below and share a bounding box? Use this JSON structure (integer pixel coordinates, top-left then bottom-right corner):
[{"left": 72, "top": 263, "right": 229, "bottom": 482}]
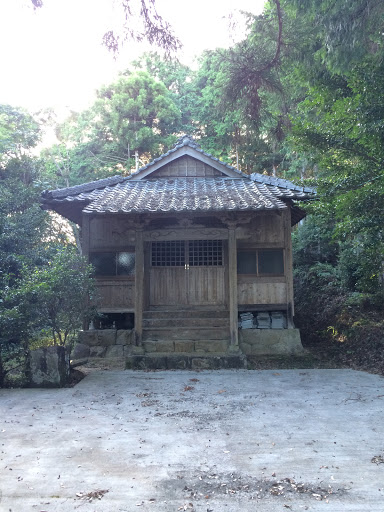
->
[
  {"left": 17, "top": 249, "right": 96, "bottom": 346},
  {"left": 0, "top": 248, "right": 96, "bottom": 385},
  {"left": 0, "top": 104, "right": 40, "bottom": 161},
  {"left": 292, "top": 214, "right": 338, "bottom": 268},
  {"left": 287, "top": 0, "right": 384, "bottom": 73},
  {"left": 44, "top": 71, "right": 181, "bottom": 187},
  {"left": 132, "top": 52, "right": 198, "bottom": 134},
  {"left": 0, "top": 103, "right": 96, "bottom": 386}
]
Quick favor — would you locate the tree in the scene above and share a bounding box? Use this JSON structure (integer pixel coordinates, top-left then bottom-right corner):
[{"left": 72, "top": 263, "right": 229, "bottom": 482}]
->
[
  {"left": 287, "top": 0, "right": 384, "bottom": 73},
  {"left": 15, "top": 249, "right": 96, "bottom": 347},
  {"left": 132, "top": 52, "right": 198, "bottom": 135},
  {"left": 45, "top": 71, "right": 181, "bottom": 186},
  {"left": 0, "top": 104, "right": 94, "bottom": 386}
]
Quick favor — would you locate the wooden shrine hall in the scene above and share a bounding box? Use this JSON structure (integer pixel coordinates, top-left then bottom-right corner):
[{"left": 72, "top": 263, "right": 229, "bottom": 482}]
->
[{"left": 41, "top": 136, "right": 315, "bottom": 369}]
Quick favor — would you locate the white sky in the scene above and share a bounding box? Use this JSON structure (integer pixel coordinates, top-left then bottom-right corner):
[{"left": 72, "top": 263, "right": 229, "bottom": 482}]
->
[{"left": 0, "top": 0, "right": 266, "bottom": 115}]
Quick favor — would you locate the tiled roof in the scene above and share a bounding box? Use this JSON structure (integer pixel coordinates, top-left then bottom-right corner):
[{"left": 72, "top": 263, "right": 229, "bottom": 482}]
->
[
  {"left": 79, "top": 177, "right": 288, "bottom": 214},
  {"left": 250, "top": 172, "right": 315, "bottom": 196},
  {"left": 41, "top": 136, "right": 315, "bottom": 221},
  {"left": 44, "top": 175, "right": 126, "bottom": 200}
]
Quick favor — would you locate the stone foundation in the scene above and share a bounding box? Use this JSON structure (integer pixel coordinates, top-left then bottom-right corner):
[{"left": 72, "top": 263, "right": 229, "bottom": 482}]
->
[
  {"left": 127, "top": 353, "right": 247, "bottom": 370},
  {"left": 72, "top": 328, "right": 304, "bottom": 368},
  {"left": 239, "top": 328, "right": 304, "bottom": 356},
  {"left": 72, "top": 329, "right": 135, "bottom": 360}
]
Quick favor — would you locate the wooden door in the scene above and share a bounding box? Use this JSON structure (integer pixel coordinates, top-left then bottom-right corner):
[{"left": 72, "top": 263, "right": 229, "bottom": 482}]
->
[{"left": 149, "top": 240, "right": 225, "bottom": 307}]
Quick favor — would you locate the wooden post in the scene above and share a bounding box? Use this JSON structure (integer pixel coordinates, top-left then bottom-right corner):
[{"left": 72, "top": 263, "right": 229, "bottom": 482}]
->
[
  {"left": 80, "top": 213, "right": 90, "bottom": 258},
  {"left": 283, "top": 208, "right": 294, "bottom": 327},
  {"left": 228, "top": 222, "right": 239, "bottom": 349},
  {"left": 81, "top": 214, "right": 91, "bottom": 330},
  {"left": 135, "top": 228, "right": 144, "bottom": 345}
]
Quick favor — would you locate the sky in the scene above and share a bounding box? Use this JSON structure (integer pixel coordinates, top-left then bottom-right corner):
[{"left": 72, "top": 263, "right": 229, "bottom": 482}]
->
[{"left": 0, "top": 0, "right": 266, "bottom": 115}]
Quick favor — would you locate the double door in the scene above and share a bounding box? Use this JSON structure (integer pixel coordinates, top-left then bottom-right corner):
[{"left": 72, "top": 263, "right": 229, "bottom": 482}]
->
[{"left": 149, "top": 240, "right": 226, "bottom": 306}]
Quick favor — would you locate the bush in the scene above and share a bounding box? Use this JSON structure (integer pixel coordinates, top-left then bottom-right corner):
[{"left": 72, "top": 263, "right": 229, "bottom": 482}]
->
[{"left": 0, "top": 248, "right": 96, "bottom": 386}]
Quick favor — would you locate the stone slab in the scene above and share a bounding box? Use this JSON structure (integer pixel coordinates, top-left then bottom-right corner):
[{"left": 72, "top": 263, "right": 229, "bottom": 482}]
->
[
  {"left": 174, "top": 341, "right": 195, "bottom": 353},
  {"left": 239, "top": 328, "right": 304, "bottom": 356},
  {"left": 194, "top": 340, "right": 228, "bottom": 353},
  {"left": 116, "top": 329, "right": 134, "bottom": 345},
  {"left": 105, "top": 345, "right": 124, "bottom": 359},
  {"left": 78, "top": 330, "right": 99, "bottom": 346},
  {"left": 155, "top": 341, "right": 175, "bottom": 352},
  {"left": 28, "top": 346, "right": 70, "bottom": 387},
  {"left": 71, "top": 342, "right": 90, "bottom": 360},
  {"left": 89, "top": 346, "right": 107, "bottom": 358},
  {"left": 79, "top": 330, "right": 117, "bottom": 347}
]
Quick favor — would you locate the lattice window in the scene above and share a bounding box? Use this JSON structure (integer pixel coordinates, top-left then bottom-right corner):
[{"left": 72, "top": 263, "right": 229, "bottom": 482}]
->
[
  {"left": 189, "top": 240, "right": 223, "bottom": 266},
  {"left": 151, "top": 241, "right": 185, "bottom": 267}
]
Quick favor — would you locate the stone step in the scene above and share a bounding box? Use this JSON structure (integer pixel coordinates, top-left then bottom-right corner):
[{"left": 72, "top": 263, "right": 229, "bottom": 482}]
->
[
  {"left": 143, "top": 309, "right": 229, "bottom": 320},
  {"left": 126, "top": 353, "right": 247, "bottom": 370},
  {"left": 142, "top": 327, "right": 230, "bottom": 341},
  {"left": 142, "top": 338, "right": 229, "bottom": 354},
  {"left": 143, "top": 317, "right": 229, "bottom": 328}
]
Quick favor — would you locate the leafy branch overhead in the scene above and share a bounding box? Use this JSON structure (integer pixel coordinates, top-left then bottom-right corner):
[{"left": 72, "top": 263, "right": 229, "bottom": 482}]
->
[{"left": 30, "top": 0, "right": 181, "bottom": 56}]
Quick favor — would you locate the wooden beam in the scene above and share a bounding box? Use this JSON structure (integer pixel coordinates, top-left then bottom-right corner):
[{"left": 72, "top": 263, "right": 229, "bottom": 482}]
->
[
  {"left": 228, "top": 223, "right": 239, "bottom": 348},
  {"left": 135, "top": 228, "right": 144, "bottom": 345}
]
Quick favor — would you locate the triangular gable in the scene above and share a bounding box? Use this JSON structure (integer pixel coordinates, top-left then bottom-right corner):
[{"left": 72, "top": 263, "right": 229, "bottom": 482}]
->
[
  {"left": 127, "top": 136, "right": 244, "bottom": 180},
  {"left": 147, "top": 155, "right": 225, "bottom": 179}
]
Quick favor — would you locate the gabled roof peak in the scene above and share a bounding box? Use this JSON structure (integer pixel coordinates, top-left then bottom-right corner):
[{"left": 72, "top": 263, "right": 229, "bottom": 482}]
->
[
  {"left": 126, "top": 135, "right": 245, "bottom": 180},
  {"left": 175, "top": 134, "right": 200, "bottom": 149}
]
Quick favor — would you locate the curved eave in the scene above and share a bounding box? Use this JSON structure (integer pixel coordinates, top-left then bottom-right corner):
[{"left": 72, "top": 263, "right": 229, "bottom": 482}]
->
[
  {"left": 290, "top": 204, "right": 307, "bottom": 226},
  {"left": 42, "top": 196, "right": 306, "bottom": 227},
  {"left": 41, "top": 199, "right": 89, "bottom": 225}
]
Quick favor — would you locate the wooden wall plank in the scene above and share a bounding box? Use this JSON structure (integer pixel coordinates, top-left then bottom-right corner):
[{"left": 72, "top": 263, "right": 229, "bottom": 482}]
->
[
  {"left": 149, "top": 267, "right": 187, "bottom": 305},
  {"left": 144, "top": 228, "right": 228, "bottom": 241},
  {"left": 90, "top": 217, "right": 135, "bottom": 249},
  {"left": 96, "top": 281, "right": 134, "bottom": 308},
  {"left": 237, "top": 282, "right": 287, "bottom": 304},
  {"left": 188, "top": 267, "right": 225, "bottom": 305},
  {"left": 151, "top": 155, "right": 223, "bottom": 178}
]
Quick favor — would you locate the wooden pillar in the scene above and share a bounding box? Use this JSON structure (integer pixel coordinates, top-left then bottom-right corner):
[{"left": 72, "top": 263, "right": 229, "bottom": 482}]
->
[
  {"left": 283, "top": 208, "right": 295, "bottom": 327},
  {"left": 81, "top": 214, "right": 91, "bottom": 330},
  {"left": 228, "top": 222, "right": 239, "bottom": 349},
  {"left": 80, "top": 213, "right": 90, "bottom": 259},
  {"left": 135, "top": 228, "right": 144, "bottom": 345}
]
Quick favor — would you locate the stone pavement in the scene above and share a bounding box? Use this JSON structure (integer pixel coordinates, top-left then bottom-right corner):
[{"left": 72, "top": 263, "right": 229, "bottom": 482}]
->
[{"left": 1, "top": 369, "right": 384, "bottom": 511}]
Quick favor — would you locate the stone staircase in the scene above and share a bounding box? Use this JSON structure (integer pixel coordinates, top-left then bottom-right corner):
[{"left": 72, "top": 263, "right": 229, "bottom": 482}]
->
[{"left": 127, "top": 308, "right": 247, "bottom": 370}]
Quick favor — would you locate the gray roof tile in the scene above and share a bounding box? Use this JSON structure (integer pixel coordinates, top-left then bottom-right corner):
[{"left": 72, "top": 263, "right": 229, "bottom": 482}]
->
[
  {"left": 41, "top": 136, "right": 315, "bottom": 220},
  {"left": 80, "top": 177, "right": 288, "bottom": 214}
]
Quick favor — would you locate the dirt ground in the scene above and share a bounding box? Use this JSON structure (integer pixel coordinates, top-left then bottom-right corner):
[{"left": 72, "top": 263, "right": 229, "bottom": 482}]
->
[{"left": 1, "top": 369, "right": 384, "bottom": 511}]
